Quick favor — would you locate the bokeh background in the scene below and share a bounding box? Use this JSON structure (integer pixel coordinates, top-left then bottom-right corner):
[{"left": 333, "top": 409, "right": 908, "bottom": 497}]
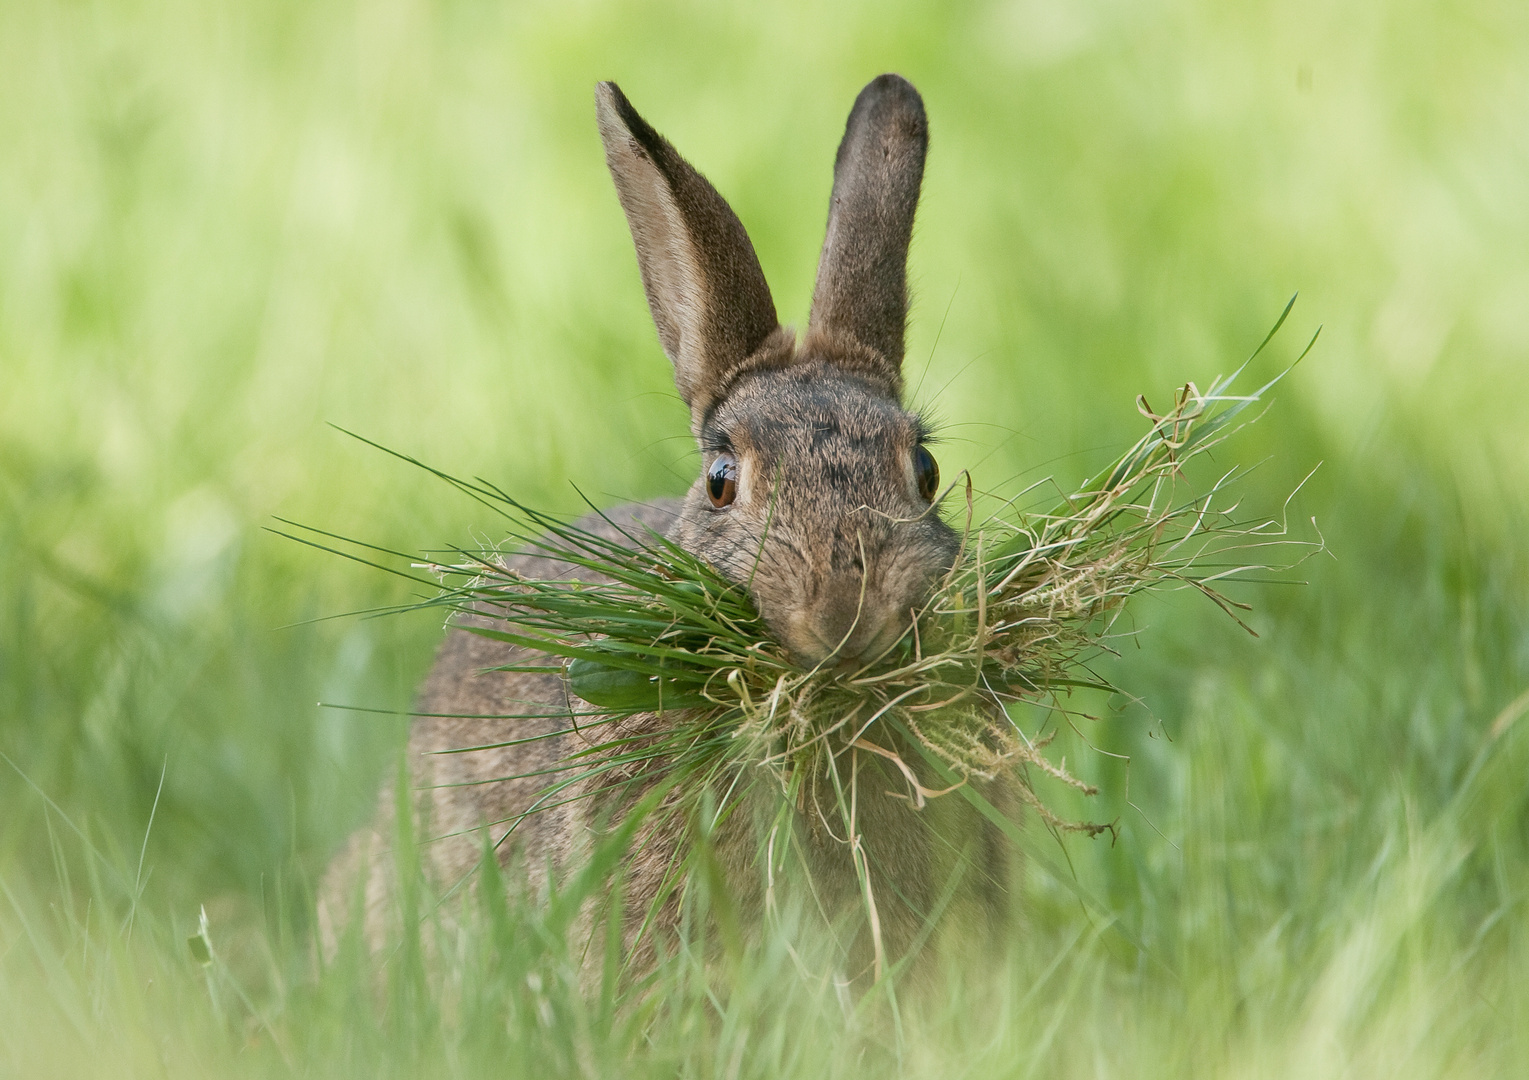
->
[{"left": 2, "top": 1, "right": 1527, "bottom": 1076}]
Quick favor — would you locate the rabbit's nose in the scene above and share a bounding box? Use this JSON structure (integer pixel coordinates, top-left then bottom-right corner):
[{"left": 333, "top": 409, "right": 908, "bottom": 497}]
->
[{"left": 810, "top": 593, "right": 890, "bottom": 666}]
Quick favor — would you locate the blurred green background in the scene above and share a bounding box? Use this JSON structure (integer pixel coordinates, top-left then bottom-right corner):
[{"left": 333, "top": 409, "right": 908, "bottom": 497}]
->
[{"left": 2, "top": 0, "right": 1527, "bottom": 1076}]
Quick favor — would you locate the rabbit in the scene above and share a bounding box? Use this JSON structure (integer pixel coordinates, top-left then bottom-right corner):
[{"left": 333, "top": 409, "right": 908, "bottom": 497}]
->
[{"left": 319, "top": 74, "right": 1015, "bottom": 981}]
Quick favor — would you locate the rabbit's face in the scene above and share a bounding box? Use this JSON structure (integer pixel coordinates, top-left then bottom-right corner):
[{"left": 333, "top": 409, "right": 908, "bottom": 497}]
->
[{"left": 672, "top": 361, "right": 958, "bottom": 668}]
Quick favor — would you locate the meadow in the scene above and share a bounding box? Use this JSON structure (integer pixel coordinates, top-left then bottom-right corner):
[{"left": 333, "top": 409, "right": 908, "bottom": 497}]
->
[{"left": 2, "top": 0, "right": 1527, "bottom": 1076}]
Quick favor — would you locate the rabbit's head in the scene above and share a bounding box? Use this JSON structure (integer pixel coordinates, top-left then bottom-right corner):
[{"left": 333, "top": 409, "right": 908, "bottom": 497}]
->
[{"left": 597, "top": 75, "right": 958, "bottom": 669}]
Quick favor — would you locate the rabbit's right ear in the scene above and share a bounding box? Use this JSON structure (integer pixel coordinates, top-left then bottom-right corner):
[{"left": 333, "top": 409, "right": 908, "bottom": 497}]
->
[{"left": 597, "top": 83, "right": 790, "bottom": 424}]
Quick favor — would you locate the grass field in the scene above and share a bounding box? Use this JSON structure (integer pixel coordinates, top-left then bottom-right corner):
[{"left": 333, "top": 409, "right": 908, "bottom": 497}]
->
[{"left": 3, "top": 1, "right": 1528, "bottom": 1076}]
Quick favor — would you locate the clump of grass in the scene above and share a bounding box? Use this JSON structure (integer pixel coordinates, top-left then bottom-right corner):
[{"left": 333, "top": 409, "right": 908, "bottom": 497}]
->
[{"left": 282, "top": 306, "right": 1319, "bottom": 974}]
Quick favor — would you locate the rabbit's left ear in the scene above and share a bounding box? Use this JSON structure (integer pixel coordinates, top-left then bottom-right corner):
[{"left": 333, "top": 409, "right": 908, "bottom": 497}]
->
[
  {"left": 597, "top": 82, "right": 790, "bottom": 423},
  {"left": 805, "top": 74, "right": 928, "bottom": 396}
]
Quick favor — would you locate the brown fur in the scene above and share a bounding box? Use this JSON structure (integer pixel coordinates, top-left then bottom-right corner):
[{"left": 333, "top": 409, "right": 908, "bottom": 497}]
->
[{"left": 320, "top": 75, "right": 1015, "bottom": 979}]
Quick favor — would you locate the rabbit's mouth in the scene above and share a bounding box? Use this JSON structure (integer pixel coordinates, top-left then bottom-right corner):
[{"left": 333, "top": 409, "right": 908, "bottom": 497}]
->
[
  {"left": 786, "top": 600, "right": 912, "bottom": 673},
  {"left": 744, "top": 510, "right": 957, "bottom": 673}
]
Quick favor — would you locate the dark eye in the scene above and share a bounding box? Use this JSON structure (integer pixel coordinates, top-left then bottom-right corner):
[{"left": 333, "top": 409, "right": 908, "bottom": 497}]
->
[
  {"left": 913, "top": 445, "right": 939, "bottom": 502},
  {"left": 706, "top": 453, "right": 738, "bottom": 508}
]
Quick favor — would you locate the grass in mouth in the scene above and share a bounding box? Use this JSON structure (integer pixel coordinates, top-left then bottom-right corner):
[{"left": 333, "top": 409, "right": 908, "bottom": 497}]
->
[{"left": 279, "top": 301, "right": 1321, "bottom": 977}]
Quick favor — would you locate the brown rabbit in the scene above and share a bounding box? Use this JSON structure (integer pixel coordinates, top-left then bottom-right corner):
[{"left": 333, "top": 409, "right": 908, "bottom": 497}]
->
[{"left": 320, "top": 74, "right": 1013, "bottom": 978}]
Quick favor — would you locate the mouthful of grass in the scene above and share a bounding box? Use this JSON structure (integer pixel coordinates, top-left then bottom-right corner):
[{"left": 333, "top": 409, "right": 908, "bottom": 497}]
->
[{"left": 284, "top": 308, "right": 1319, "bottom": 973}]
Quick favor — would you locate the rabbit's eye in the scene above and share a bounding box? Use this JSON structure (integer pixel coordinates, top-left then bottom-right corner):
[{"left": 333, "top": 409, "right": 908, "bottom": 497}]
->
[
  {"left": 707, "top": 453, "right": 738, "bottom": 508},
  {"left": 913, "top": 445, "right": 940, "bottom": 502}
]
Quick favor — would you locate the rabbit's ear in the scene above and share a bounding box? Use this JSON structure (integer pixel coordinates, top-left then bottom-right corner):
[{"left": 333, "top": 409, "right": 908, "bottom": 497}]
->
[
  {"left": 597, "top": 82, "right": 787, "bottom": 420},
  {"left": 805, "top": 74, "right": 928, "bottom": 397}
]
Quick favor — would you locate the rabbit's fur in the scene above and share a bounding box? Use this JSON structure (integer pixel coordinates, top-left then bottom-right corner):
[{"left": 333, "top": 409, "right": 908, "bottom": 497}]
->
[{"left": 320, "top": 75, "right": 1014, "bottom": 977}]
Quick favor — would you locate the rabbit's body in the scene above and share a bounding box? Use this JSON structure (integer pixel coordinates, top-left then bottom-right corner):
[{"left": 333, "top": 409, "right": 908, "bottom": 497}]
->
[
  {"left": 319, "top": 500, "right": 693, "bottom": 959},
  {"left": 321, "top": 75, "right": 1016, "bottom": 976}
]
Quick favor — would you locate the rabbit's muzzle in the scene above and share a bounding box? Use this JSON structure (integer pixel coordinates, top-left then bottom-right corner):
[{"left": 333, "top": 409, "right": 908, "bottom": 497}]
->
[
  {"left": 801, "top": 586, "right": 904, "bottom": 669},
  {"left": 765, "top": 518, "right": 955, "bottom": 670}
]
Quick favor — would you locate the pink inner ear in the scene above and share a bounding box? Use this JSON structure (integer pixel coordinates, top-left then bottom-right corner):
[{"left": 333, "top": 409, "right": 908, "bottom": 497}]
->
[{"left": 595, "top": 81, "right": 784, "bottom": 427}]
